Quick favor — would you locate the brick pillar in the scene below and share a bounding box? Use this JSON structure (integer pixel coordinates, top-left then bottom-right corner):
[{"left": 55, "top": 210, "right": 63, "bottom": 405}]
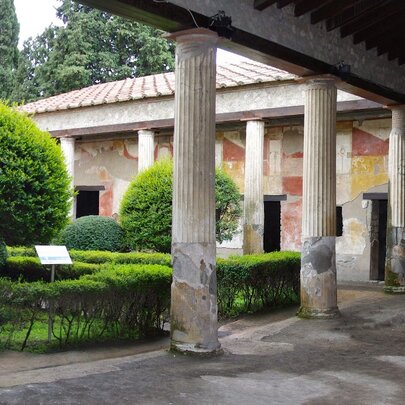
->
[{"left": 60, "top": 136, "right": 75, "bottom": 218}]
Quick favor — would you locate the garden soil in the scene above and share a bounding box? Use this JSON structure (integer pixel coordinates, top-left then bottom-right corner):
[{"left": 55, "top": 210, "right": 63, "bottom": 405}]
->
[{"left": 1, "top": 282, "right": 405, "bottom": 404}]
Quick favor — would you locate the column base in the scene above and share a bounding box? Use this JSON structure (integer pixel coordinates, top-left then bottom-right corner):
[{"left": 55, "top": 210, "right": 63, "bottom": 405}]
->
[
  {"left": 170, "top": 341, "right": 223, "bottom": 357},
  {"left": 297, "top": 306, "right": 340, "bottom": 319}
]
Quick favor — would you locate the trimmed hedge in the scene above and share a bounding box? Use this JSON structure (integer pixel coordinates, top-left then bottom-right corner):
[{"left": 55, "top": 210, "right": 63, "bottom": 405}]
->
[
  {"left": 0, "top": 264, "right": 172, "bottom": 349},
  {"left": 1, "top": 256, "right": 100, "bottom": 282},
  {"left": 60, "top": 215, "right": 125, "bottom": 252},
  {"left": 216, "top": 251, "right": 301, "bottom": 317}
]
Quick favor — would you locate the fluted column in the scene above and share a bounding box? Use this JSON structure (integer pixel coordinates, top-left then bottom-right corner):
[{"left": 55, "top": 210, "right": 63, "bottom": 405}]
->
[
  {"left": 385, "top": 106, "right": 405, "bottom": 289},
  {"left": 298, "top": 78, "right": 339, "bottom": 319},
  {"left": 60, "top": 137, "right": 75, "bottom": 218},
  {"left": 243, "top": 120, "right": 264, "bottom": 254},
  {"left": 138, "top": 130, "right": 155, "bottom": 173},
  {"left": 167, "top": 28, "right": 220, "bottom": 354}
]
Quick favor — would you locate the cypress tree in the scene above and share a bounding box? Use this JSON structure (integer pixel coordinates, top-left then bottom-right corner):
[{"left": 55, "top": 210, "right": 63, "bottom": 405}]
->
[{"left": 0, "top": 0, "right": 19, "bottom": 100}]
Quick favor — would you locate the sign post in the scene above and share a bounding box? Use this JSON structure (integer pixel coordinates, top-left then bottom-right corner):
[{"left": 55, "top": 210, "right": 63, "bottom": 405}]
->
[{"left": 35, "top": 245, "right": 72, "bottom": 343}]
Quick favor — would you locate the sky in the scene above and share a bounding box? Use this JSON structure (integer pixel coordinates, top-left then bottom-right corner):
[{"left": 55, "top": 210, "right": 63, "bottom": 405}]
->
[{"left": 13, "top": 0, "right": 247, "bottom": 64}]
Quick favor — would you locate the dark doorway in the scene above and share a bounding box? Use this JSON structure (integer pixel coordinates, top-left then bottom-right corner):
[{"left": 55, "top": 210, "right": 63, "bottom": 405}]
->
[
  {"left": 369, "top": 198, "right": 387, "bottom": 281},
  {"left": 264, "top": 201, "right": 281, "bottom": 252},
  {"left": 76, "top": 190, "right": 100, "bottom": 218}
]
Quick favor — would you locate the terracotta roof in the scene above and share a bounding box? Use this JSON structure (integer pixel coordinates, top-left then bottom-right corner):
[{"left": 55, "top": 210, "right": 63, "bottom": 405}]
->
[{"left": 21, "top": 61, "right": 296, "bottom": 114}]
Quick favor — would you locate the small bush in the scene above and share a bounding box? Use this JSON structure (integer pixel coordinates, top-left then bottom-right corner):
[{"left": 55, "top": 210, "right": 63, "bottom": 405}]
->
[
  {"left": 60, "top": 215, "right": 125, "bottom": 252},
  {"left": 120, "top": 159, "right": 242, "bottom": 253},
  {"left": 0, "top": 240, "right": 7, "bottom": 269}
]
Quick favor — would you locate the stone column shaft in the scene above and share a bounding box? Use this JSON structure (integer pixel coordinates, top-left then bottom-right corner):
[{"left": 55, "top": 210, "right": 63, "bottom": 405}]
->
[
  {"left": 168, "top": 28, "right": 220, "bottom": 354},
  {"left": 138, "top": 130, "right": 155, "bottom": 173},
  {"left": 298, "top": 78, "right": 339, "bottom": 318},
  {"left": 60, "top": 137, "right": 75, "bottom": 218},
  {"left": 243, "top": 120, "right": 264, "bottom": 254},
  {"left": 385, "top": 107, "right": 405, "bottom": 288}
]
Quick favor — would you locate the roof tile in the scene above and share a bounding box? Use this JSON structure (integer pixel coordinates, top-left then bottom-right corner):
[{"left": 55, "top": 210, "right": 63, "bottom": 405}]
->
[{"left": 21, "top": 61, "right": 296, "bottom": 114}]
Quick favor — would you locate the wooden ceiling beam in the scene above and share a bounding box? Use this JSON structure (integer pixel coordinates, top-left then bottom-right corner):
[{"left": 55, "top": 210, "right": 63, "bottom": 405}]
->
[
  {"left": 293, "top": 0, "right": 325, "bottom": 17},
  {"left": 326, "top": 0, "right": 387, "bottom": 32},
  {"left": 254, "top": 0, "right": 278, "bottom": 11},
  {"left": 366, "top": 25, "right": 405, "bottom": 50},
  {"left": 277, "top": 0, "right": 295, "bottom": 8},
  {"left": 310, "top": 0, "right": 354, "bottom": 25},
  {"left": 355, "top": 13, "right": 404, "bottom": 45},
  {"left": 340, "top": 1, "right": 405, "bottom": 38}
]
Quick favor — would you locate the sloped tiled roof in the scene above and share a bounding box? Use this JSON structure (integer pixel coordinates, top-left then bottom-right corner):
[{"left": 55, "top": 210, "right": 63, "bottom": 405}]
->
[{"left": 21, "top": 61, "right": 296, "bottom": 114}]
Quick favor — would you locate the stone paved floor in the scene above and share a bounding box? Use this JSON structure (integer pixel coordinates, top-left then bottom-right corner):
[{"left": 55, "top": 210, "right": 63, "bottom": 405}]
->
[{"left": 1, "top": 284, "right": 405, "bottom": 404}]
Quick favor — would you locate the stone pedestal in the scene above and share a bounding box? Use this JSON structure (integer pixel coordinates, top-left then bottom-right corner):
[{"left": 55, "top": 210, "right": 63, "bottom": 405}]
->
[
  {"left": 243, "top": 120, "right": 264, "bottom": 254},
  {"left": 167, "top": 28, "right": 221, "bottom": 354},
  {"left": 60, "top": 137, "right": 75, "bottom": 218},
  {"left": 385, "top": 106, "right": 405, "bottom": 290},
  {"left": 138, "top": 130, "right": 155, "bottom": 173},
  {"left": 298, "top": 78, "right": 339, "bottom": 318}
]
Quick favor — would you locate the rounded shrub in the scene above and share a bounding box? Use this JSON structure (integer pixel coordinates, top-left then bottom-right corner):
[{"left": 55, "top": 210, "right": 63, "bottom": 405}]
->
[
  {"left": 120, "top": 159, "right": 242, "bottom": 253},
  {"left": 0, "top": 240, "right": 7, "bottom": 269},
  {"left": 0, "top": 103, "right": 72, "bottom": 245},
  {"left": 60, "top": 215, "right": 125, "bottom": 252}
]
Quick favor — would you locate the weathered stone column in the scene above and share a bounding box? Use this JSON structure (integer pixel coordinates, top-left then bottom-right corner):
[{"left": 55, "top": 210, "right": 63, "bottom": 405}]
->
[
  {"left": 167, "top": 28, "right": 221, "bottom": 354},
  {"left": 60, "top": 136, "right": 75, "bottom": 218},
  {"left": 138, "top": 129, "right": 155, "bottom": 173},
  {"left": 298, "top": 78, "right": 339, "bottom": 318},
  {"left": 243, "top": 120, "right": 264, "bottom": 254},
  {"left": 385, "top": 106, "right": 405, "bottom": 290}
]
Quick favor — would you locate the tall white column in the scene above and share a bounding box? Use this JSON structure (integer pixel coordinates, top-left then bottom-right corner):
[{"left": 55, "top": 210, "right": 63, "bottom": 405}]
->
[
  {"left": 138, "top": 129, "right": 155, "bottom": 173},
  {"left": 385, "top": 106, "right": 405, "bottom": 288},
  {"left": 60, "top": 136, "right": 75, "bottom": 218},
  {"left": 243, "top": 120, "right": 264, "bottom": 254},
  {"left": 298, "top": 78, "right": 339, "bottom": 319},
  {"left": 167, "top": 28, "right": 221, "bottom": 354}
]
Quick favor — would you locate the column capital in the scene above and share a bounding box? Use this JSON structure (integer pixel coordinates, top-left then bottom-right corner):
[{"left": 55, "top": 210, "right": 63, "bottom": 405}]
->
[
  {"left": 298, "top": 74, "right": 339, "bottom": 88},
  {"left": 164, "top": 28, "right": 218, "bottom": 44},
  {"left": 138, "top": 129, "right": 155, "bottom": 137},
  {"left": 387, "top": 104, "right": 405, "bottom": 111}
]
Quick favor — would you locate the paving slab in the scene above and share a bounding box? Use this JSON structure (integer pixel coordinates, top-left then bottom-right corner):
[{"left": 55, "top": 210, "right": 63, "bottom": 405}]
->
[{"left": 0, "top": 284, "right": 404, "bottom": 405}]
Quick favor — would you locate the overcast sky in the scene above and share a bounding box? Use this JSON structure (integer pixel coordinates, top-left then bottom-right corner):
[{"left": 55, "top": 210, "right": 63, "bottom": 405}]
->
[
  {"left": 14, "top": 0, "right": 62, "bottom": 48},
  {"left": 13, "top": 0, "right": 246, "bottom": 64}
]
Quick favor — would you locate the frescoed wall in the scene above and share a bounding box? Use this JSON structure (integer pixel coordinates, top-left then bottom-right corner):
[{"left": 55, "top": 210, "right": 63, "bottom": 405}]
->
[{"left": 73, "top": 117, "right": 391, "bottom": 281}]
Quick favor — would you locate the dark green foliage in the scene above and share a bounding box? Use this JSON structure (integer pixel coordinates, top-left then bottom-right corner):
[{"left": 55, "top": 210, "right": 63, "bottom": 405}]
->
[
  {"left": 0, "top": 240, "right": 8, "bottom": 269},
  {"left": 69, "top": 250, "right": 172, "bottom": 266},
  {"left": 60, "top": 216, "right": 125, "bottom": 252},
  {"left": 0, "top": 263, "right": 172, "bottom": 349},
  {"left": 2, "top": 256, "right": 100, "bottom": 282},
  {"left": 0, "top": 103, "right": 72, "bottom": 245},
  {"left": 0, "top": 0, "right": 19, "bottom": 100},
  {"left": 120, "top": 159, "right": 173, "bottom": 253},
  {"left": 120, "top": 160, "right": 242, "bottom": 253},
  {"left": 12, "top": 0, "right": 175, "bottom": 103},
  {"left": 217, "top": 251, "right": 301, "bottom": 317}
]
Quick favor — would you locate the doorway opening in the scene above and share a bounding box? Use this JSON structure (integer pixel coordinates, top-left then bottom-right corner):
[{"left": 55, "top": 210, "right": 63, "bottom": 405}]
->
[
  {"left": 75, "top": 186, "right": 105, "bottom": 219},
  {"left": 365, "top": 193, "right": 388, "bottom": 281},
  {"left": 263, "top": 195, "right": 286, "bottom": 253}
]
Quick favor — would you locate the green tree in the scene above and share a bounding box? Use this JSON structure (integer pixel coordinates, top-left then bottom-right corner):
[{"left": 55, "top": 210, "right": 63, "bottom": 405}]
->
[
  {"left": 120, "top": 160, "right": 242, "bottom": 253},
  {"left": 0, "top": 0, "right": 19, "bottom": 100},
  {"left": 0, "top": 103, "right": 72, "bottom": 245},
  {"left": 12, "top": 0, "right": 175, "bottom": 103}
]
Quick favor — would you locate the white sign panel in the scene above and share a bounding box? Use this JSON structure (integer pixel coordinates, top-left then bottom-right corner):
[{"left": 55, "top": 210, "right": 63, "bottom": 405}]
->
[{"left": 35, "top": 245, "right": 72, "bottom": 265}]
